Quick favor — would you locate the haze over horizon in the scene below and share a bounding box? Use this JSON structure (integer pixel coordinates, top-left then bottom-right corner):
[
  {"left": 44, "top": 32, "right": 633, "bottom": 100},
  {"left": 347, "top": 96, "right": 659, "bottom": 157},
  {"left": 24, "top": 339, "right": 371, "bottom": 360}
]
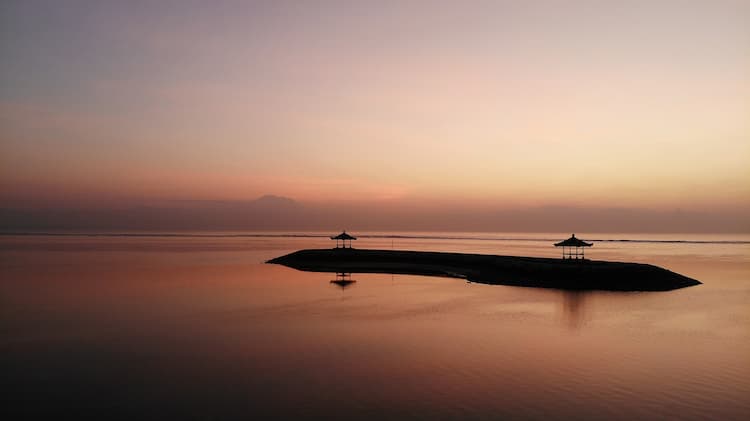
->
[
  {"left": 2, "top": 194, "right": 747, "bottom": 234},
  {"left": 2, "top": 1, "right": 748, "bottom": 233}
]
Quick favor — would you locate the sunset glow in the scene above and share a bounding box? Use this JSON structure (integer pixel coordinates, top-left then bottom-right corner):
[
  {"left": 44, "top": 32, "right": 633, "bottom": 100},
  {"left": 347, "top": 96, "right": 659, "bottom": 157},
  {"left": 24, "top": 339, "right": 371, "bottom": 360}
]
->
[
  {"left": 3, "top": 3, "right": 750, "bottom": 418},
  {"left": 1, "top": 1, "right": 748, "bottom": 231}
]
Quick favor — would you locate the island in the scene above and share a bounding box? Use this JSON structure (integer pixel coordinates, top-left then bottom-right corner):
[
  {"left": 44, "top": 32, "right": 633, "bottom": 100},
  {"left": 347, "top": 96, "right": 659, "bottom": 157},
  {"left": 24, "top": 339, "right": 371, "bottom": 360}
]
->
[{"left": 267, "top": 248, "right": 702, "bottom": 291}]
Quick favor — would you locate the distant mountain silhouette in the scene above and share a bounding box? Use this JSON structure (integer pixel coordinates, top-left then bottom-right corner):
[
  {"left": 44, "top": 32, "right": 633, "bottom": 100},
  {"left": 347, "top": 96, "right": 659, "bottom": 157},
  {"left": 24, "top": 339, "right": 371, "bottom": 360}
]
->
[
  {"left": 251, "top": 195, "right": 299, "bottom": 209},
  {"left": 0, "top": 196, "right": 747, "bottom": 233}
]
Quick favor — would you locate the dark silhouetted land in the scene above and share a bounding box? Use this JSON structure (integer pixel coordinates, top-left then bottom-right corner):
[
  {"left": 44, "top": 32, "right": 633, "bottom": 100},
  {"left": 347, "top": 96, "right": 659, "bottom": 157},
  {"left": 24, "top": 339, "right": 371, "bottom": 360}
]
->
[{"left": 268, "top": 249, "right": 701, "bottom": 291}]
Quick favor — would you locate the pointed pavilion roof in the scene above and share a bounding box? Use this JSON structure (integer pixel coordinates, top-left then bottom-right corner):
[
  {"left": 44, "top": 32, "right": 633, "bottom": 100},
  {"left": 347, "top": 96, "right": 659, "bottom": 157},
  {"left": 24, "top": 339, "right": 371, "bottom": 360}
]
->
[
  {"left": 330, "top": 231, "right": 357, "bottom": 240},
  {"left": 330, "top": 279, "right": 356, "bottom": 289},
  {"left": 554, "top": 234, "right": 592, "bottom": 247}
]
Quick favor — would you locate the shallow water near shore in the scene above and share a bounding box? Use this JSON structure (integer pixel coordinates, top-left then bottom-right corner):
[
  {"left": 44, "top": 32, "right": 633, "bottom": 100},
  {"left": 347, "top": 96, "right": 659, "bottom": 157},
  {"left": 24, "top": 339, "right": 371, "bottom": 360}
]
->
[{"left": 1, "top": 232, "right": 749, "bottom": 419}]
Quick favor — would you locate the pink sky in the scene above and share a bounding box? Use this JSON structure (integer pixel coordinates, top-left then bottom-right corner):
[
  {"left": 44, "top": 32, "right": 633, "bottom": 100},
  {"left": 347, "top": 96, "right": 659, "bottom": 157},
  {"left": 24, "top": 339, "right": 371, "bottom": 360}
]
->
[{"left": 1, "top": 1, "right": 748, "bottom": 231}]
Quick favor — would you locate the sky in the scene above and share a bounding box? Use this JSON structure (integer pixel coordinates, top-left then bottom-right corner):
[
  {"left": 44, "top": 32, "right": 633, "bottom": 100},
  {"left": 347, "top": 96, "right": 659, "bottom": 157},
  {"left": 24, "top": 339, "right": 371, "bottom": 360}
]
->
[{"left": 1, "top": 1, "right": 748, "bottom": 232}]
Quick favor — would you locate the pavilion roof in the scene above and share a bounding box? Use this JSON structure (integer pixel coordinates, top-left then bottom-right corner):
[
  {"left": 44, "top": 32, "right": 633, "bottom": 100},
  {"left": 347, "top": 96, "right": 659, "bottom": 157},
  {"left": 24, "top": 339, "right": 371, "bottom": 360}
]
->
[
  {"left": 554, "top": 234, "right": 592, "bottom": 247},
  {"left": 331, "top": 231, "right": 357, "bottom": 240},
  {"left": 330, "top": 279, "right": 356, "bottom": 289}
]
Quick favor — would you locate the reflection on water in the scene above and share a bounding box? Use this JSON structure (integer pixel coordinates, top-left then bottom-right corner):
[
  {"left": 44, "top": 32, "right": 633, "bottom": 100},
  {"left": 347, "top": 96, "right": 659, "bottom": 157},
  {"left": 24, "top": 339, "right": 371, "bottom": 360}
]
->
[
  {"left": 1, "top": 234, "right": 749, "bottom": 420},
  {"left": 329, "top": 271, "right": 595, "bottom": 331},
  {"left": 330, "top": 272, "right": 357, "bottom": 290},
  {"left": 561, "top": 290, "right": 589, "bottom": 331}
]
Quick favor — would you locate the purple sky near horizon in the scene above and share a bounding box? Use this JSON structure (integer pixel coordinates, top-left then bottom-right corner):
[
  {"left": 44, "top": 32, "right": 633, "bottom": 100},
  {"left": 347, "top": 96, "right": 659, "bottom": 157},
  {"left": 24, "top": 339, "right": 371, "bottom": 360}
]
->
[{"left": 1, "top": 1, "right": 748, "bottom": 231}]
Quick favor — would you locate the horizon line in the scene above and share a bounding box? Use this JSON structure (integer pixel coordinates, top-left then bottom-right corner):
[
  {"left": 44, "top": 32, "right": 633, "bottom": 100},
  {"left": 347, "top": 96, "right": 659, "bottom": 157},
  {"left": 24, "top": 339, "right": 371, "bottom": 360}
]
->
[{"left": 2, "top": 231, "right": 748, "bottom": 245}]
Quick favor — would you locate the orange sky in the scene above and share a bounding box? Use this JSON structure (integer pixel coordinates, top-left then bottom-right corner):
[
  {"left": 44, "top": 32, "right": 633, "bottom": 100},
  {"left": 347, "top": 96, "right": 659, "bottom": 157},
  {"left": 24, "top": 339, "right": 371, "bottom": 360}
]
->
[{"left": 1, "top": 1, "right": 748, "bottom": 231}]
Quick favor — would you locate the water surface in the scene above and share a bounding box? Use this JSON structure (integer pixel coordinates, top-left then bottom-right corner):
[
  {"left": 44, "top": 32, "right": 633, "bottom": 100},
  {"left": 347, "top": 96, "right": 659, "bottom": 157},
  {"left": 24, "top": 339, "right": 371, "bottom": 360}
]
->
[{"left": 1, "top": 233, "right": 749, "bottom": 419}]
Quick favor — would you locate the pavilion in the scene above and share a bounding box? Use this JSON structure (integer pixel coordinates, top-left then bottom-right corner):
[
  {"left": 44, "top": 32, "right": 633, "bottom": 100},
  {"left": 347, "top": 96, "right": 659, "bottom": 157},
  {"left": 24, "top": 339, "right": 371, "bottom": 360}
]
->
[
  {"left": 330, "top": 272, "right": 356, "bottom": 289},
  {"left": 330, "top": 231, "right": 357, "bottom": 249},
  {"left": 554, "top": 234, "right": 592, "bottom": 260}
]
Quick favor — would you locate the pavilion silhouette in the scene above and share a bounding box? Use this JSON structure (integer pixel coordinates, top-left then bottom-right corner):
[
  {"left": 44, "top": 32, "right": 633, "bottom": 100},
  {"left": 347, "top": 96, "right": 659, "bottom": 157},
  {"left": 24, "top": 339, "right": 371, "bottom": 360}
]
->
[
  {"left": 330, "top": 231, "right": 356, "bottom": 249},
  {"left": 330, "top": 272, "right": 356, "bottom": 289},
  {"left": 554, "top": 234, "right": 592, "bottom": 260}
]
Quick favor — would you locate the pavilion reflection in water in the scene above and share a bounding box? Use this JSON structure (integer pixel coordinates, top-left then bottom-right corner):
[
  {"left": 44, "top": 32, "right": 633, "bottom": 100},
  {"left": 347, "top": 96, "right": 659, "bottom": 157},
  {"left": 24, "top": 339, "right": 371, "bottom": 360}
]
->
[
  {"left": 325, "top": 267, "right": 590, "bottom": 328},
  {"left": 560, "top": 290, "right": 589, "bottom": 330},
  {"left": 330, "top": 272, "right": 357, "bottom": 289}
]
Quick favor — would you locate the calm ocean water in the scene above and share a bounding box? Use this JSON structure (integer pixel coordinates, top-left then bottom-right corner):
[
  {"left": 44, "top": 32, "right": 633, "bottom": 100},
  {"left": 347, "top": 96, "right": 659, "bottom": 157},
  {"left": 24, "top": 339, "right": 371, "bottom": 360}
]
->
[{"left": 1, "top": 232, "right": 749, "bottom": 420}]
